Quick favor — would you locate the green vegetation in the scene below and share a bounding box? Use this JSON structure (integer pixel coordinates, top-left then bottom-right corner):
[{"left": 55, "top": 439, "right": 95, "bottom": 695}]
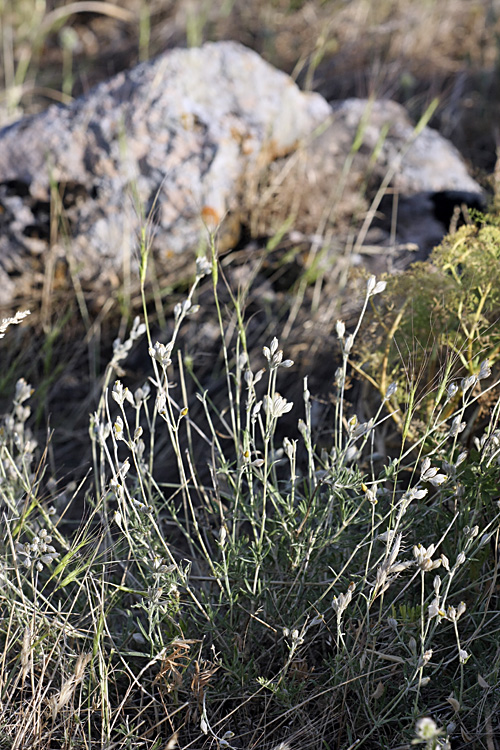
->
[
  {"left": 1, "top": 2, "right": 499, "bottom": 748},
  {"left": 355, "top": 210, "right": 500, "bottom": 442},
  {"left": 1, "top": 220, "right": 500, "bottom": 748}
]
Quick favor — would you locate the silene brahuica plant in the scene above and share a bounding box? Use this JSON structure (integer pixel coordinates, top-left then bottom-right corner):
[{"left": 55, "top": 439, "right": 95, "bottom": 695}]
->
[{"left": 1, "top": 219, "right": 500, "bottom": 750}]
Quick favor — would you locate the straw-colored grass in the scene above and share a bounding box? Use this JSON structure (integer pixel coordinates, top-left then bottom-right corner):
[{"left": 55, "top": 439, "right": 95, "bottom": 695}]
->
[{"left": 0, "top": 3, "right": 499, "bottom": 749}]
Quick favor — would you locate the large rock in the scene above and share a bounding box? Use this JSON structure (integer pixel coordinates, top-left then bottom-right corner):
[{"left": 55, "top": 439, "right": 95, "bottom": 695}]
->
[
  {"left": 332, "top": 99, "right": 484, "bottom": 268},
  {"left": 0, "top": 41, "right": 330, "bottom": 306},
  {"left": 331, "top": 99, "right": 480, "bottom": 195},
  {"left": 0, "top": 42, "right": 483, "bottom": 306},
  {"left": 253, "top": 98, "right": 483, "bottom": 271}
]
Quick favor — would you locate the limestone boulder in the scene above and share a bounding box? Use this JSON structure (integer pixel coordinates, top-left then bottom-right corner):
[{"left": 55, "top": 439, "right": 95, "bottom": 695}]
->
[
  {"left": 254, "top": 98, "right": 483, "bottom": 271},
  {"left": 0, "top": 41, "right": 330, "bottom": 306},
  {"left": 0, "top": 42, "right": 484, "bottom": 307},
  {"left": 331, "top": 99, "right": 480, "bottom": 195}
]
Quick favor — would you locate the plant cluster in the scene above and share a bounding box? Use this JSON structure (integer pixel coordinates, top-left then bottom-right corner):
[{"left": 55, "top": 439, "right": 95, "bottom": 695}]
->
[
  {"left": 0, "top": 3, "right": 499, "bottom": 749},
  {"left": 354, "top": 209, "right": 500, "bottom": 445},
  {"left": 0, "top": 222, "right": 499, "bottom": 749}
]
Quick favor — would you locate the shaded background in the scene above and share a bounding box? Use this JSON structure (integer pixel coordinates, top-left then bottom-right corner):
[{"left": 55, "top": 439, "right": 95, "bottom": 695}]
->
[{"left": 1, "top": 0, "right": 499, "bottom": 173}]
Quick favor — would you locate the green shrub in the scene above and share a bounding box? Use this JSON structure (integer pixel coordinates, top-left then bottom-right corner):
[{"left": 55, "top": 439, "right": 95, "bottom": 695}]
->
[{"left": 354, "top": 210, "right": 500, "bottom": 444}]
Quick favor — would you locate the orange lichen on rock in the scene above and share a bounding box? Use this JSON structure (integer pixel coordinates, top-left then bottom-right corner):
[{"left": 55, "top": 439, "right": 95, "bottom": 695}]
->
[{"left": 200, "top": 206, "right": 221, "bottom": 233}]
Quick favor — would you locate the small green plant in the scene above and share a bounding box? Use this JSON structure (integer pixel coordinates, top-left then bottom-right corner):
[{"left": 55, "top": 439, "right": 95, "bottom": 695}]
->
[
  {"left": 354, "top": 208, "right": 500, "bottom": 443},
  {"left": 84, "top": 254, "right": 500, "bottom": 746}
]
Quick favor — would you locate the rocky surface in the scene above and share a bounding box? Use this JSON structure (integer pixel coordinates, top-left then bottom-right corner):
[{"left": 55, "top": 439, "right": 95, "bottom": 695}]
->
[
  {"left": 0, "top": 41, "right": 484, "bottom": 307},
  {"left": 255, "top": 98, "right": 484, "bottom": 272},
  {"left": 0, "top": 41, "right": 330, "bottom": 306}
]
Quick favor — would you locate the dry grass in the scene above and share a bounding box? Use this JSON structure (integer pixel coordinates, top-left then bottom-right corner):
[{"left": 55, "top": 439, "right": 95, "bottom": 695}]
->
[
  {"left": 1, "top": 3, "right": 500, "bottom": 749},
  {"left": 1, "top": 0, "right": 499, "bottom": 169}
]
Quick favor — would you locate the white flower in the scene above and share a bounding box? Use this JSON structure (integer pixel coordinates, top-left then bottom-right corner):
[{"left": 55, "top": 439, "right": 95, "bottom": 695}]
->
[
  {"left": 92, "top": 414, "right": 111, "bottom": 444},
  {"left": 113, "top": 415, "right": 125, "bottom": 441},
  {"left": 366, "top": 275, "right": 386, "bottom": 296},
  {"left": 461, "top": 374, "right": 477, "bottom": 393},
  {"left": 263, "top": 394, "right": 293, "bottom": 419},
  {"left": 348, "top": 414, "right": 358, "bottom": 433},
  {"left": 428, "top": 599, "right": 444, "bottom": 619},
  {"left": 251, "top": 458, "right": 264, "bottom": 468},
  {"left": 129, "top": 316, "right": 146, "bottom": 340},
  {"left": 251, "top": 400, "right": 262, "bottom": 423},
  {"left": 303, "top": 376, "right": 310, "bottom": 402},
  {"left": 449, "top": 416, "right": 466, "bottom": 437},
  {"left": 401, "top": 486, "right": 428, "bottom": 507},
  {"left": 459, "top": 649, "right": 469, "bottom": 664},
  {"left": 156, "top": 391, "right": 167, "bottom": 417},
  {"left": 283, "top": 437, "right": 296, "bottom": 460},
  {"left": 415, "top": 717, "right": 439, "bottom": 740},
  {"left": 343, "top": 334, "right": 354, "bottom": 354},
  {"left": 413, "top": 543, "right": 442, "bottom": 572},
  {"left": 15, "top": 530, "right": 59, "bottom": 572},
  {"left": 332, "top": 583, "right": 355, "bottom": 615},
  {"left": 134, "top": 383, "right": 151, "bottom": 404},
  {"left": 377, "top": 529, "right": 396, "bottom": 544},
  {"left": 420, "top": 457, "right": 431, "bottom": 478},
  {"left": 196, "top": 256, "right": 212, "bottom": 278},
  {"left": 418, "top": 649, "right": 433, "bottom": 667},
  {"left": 246, "top": 367, "right": 265, "bottom": 388},
  {"left": 478, "top": 359, "right": 491, "bottom": 380},
  {"left": 149, "top": 341, "right": 173, "bottom": 367},
  {"left": 387, "top": 532, "right": 403, "bottom": 568},
  {"left": 420, "top": 458, "right": 447, "bottom": 486},
  {"left": 263, "top": 337, "right": 279, "bottom": 362},
  {"left": 384, "top": 382, "right": 397, "bottom": 401},
  {"left": 14, "top": 378, "right": 33, "bottom": 404},
  {"left": 174, "top": 299, "right": 194, "bottom": 320},
  {"left": 429, "top": 473, "right": 448, "bottom": 487},
  {"left": 112, "top": 380, "right": 134, "bottom": 407},
  {"left": 362, "top": 483, "right": 378, "bottom": 505},
  {"left": 117, "top": 459, "right": 130, "bottom": 479},
  {"left": 0, "top": 309, "right": 31, "bottom": 339},
  {"left": 262, "top": 338, "right": 293, "bottom": 369},
  {"left": 367, "top": 275, "right": 377, "bottom": 295}
]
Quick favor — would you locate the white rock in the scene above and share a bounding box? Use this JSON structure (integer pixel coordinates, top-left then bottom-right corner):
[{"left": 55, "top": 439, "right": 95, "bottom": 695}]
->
[
  {"left": 0, "top": 44, "right": 483, "bottom": 305},
  {"left": 0, "top": 41, "right": 330, "bottom": 304}
]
